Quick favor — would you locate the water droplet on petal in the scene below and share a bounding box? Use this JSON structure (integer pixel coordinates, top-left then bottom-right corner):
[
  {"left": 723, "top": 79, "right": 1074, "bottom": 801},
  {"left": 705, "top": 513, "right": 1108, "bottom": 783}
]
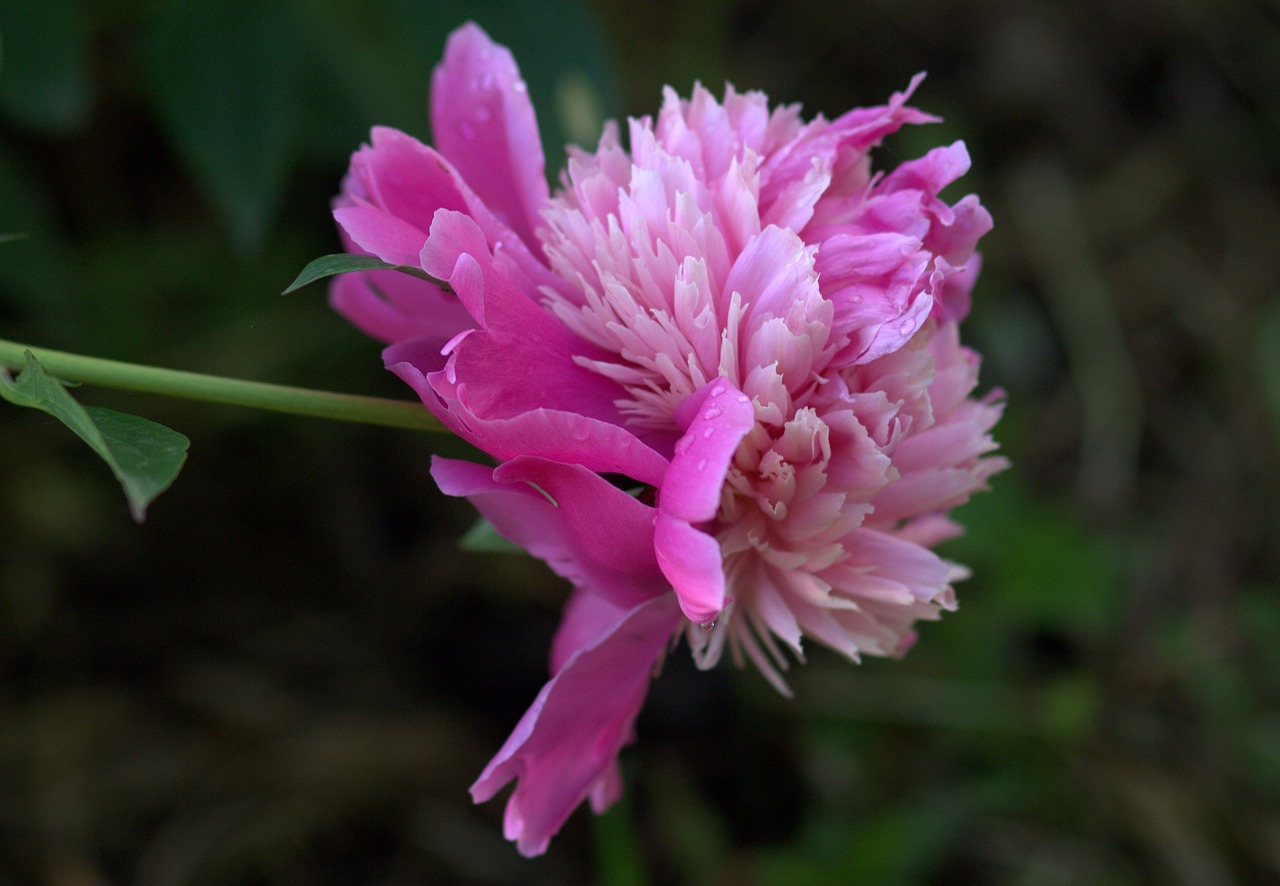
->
[
  {"left": 702, "top": 428, "right": 715, "bottom": 439},
  {"left": 700, "top": 618, "right": 717, "bottom": 632},
  {"left": 458, "top": 122, "right": 477, "bottom": 140},
  {"left": 513, "top": 80, "right": 528, "bottom": 93},
  {"left": 474, "top": 106, "right": 492, "bottom": 123},
  {"left": 705, "top": 407, "right": 721, "bottom": 419},
  {"left": 696, "top": 459, "right": 707, "bottom": 471},
  {"left": 898, "top": 318, "right": 916, "bottom": 335}
]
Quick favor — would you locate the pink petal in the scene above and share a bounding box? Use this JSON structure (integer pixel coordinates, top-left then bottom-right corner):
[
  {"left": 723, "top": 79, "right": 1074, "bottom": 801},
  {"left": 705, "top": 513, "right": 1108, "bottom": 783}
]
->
[
  {"left": 469, "top": 594, "right": 682, "bottom": 857},
  {"left": 431, "top": 456, "right": 667, "bottom": 609},
  {"left": 347, "top": 127, "right": 471, "bottom": 233},
  {"left": 654, "top": 379, "right": 755, "bottom": 624},
  {"left": 329, "top": 268, "right": 471, "bottom": 344},
  {"left": 386, "top": 211, "right": 671, "bottom": 485},
  {"left": 664, "top": 379, "right": 756, "bottom": 522},
  {"left": 653, "top": 512, "right": 728, "bottom": 624},
  {"left": 431, "top": 23, "right": 549, "bottom": 251},
  {"left": 334, "top": 204, "right": 429, "bottom": 267}
]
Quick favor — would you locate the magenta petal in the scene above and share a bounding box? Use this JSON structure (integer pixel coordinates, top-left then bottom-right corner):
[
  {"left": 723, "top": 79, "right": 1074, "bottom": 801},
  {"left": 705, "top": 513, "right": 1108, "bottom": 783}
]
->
[
  {"left": 431, "top": 456, "right": 667, "bottom": 609},
  {"left": 664, "top": 379, "right": 756, "bottom": 523},
  {"left": 431, "top": 22, "right": 549, "bottom": 251},
  {"left": 388, "top": 343, "right": 669, "bottom": 486},
  {"left": 348, "top": 127, "right": 470, "bottom": 233},
  {"left": 469, "top": 594, "right": 682, "bottom": 857},
  {"left": 654, "top": 379, "right": 754, "bottom": 624},
  {"left": 342, "top": 126, "right": 561, "bottom": 298},
  {"left": 550, "top": 588, "right": 633, "bottom": 675},
  {"left": 333, "top": 205, "right": 429, "bottom": 267},
  {"left": 653, "top": 512, "right": 727, "bottom": 624},
  {"left": 330, "top": 268, "right": 471, "bottom": 344}
]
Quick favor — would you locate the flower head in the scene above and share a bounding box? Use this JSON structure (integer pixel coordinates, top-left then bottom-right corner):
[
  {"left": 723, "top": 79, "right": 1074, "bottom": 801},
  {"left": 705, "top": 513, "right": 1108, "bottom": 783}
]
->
[{"left": 333, "top": 22, "right": 1005, "bottom": 856}]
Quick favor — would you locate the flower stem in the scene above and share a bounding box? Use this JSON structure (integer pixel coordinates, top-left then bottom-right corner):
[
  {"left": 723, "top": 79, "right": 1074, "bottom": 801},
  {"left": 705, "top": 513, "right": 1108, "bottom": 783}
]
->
[{"left": 0, "top": 338, "right": 445, "bottom": 432}]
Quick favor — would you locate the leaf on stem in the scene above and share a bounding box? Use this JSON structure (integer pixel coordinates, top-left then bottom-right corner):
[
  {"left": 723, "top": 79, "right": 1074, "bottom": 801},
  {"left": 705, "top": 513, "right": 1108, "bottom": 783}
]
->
[
  {"left": 282, "top": 253, "right": 451, "bottom": 295},
  {"left": 1, "top": 350, "right": 189, "bottom": 522},
  {"left": 459, "top": 516, "right": 529, "bottom": 555}
]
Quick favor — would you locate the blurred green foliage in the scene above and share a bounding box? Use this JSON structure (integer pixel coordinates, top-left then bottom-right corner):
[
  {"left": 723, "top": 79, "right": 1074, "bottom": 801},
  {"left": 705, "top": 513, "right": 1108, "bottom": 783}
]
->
[{"left": 2, "top": 0, "right": 1279, "bottom": 884}]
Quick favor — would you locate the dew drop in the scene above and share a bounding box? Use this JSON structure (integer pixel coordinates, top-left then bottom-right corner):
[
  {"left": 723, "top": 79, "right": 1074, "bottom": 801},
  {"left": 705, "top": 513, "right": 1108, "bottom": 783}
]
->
[
  {"left": 696, "top": 459, "right": 708, "bottom": 471},
  {"left": 458, "top": 121, "right": 477, "bottom": 140},
  {"left": 474, "top": 106, "right": 492, "bottom": 123},
  {"left": 699, "top": 618, "right": 717, "bottom": 632},
  {"left": 513, "top": 80, "right": 528, "bottom": 93},
  {"left": 737, "top": 394, "right": 750, "bottom": 404},
  {"left": 705, "top": 407, "right": 721, "bottom": 419},
  {"left": 898, "top": 318, "right": 916, "bottom": 335}
]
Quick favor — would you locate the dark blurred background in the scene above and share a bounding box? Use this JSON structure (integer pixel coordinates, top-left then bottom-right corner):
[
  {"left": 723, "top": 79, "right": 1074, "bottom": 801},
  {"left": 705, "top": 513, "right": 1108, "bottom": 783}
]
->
[{"left": 1, "top": 0, "right": 1278, "bottom": 883}]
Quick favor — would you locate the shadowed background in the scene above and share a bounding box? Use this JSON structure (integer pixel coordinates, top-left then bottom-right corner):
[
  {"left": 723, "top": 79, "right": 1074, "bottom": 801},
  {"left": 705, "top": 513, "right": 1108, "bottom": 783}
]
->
[{"left": 1, "top": 0, "right": 1278, "bottom": 883}]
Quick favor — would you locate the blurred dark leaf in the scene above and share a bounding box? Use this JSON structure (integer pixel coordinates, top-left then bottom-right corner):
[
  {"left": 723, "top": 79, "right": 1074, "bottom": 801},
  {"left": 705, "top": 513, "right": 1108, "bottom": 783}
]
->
[
  {"left": 0, "top": 143, "right": 76, "bottom": 313},
  {"left": 145, "top": 0, "right": 303, "bottom": 251},
  {"left": 940, "top": 472, "right": 1117, "bottom": 639},
  {"left": 1, "top": 351, "right": 189, "bottom": 521},
  {"left": 0, "top": 0, "right": 91, "bottom": 133},
  {"left": 592, "top": 795, "right": 649, "bottom": 886}
]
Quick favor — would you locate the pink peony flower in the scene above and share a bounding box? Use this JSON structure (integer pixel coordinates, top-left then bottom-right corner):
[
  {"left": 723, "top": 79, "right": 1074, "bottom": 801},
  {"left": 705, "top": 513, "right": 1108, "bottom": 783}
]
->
[{"left": 332, "top": 22, "right": 1006, "bottom": 856}]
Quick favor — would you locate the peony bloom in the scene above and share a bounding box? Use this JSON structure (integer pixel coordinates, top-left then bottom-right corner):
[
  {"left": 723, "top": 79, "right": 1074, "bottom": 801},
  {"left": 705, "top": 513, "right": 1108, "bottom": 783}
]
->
[{"left": 332, "top": 22, "right": 1005, "bottom": 856}]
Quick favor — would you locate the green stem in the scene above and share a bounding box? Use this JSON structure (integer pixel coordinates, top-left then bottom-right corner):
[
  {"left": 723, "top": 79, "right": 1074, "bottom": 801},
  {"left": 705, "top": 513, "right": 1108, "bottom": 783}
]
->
[{"left": 0, "top": 339, "right": 445, "bottom": 432}]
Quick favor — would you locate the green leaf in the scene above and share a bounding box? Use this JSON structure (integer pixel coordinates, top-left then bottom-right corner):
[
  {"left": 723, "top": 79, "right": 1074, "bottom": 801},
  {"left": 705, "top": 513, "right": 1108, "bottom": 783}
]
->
[
  {"left": 459, "top": 516, "right": 528, "bottom": 555},
  {"left": 1, "top": 351, "right": 189, "bottom": 522},
  {"left": 282, "top": 253, "right": 448, "bottom": 294}
]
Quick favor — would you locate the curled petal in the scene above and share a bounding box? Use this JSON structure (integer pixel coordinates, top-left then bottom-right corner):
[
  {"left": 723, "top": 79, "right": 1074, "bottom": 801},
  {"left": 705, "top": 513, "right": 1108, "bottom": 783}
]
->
[
  {"left": 665, "top": 379, "right": 756, "bottom": 522},
  {"left": 654, "top": 512, "right": 728, "bottom": 624},
  {"left": 656, "top": 379, "right": 755, "bottom": 623}
]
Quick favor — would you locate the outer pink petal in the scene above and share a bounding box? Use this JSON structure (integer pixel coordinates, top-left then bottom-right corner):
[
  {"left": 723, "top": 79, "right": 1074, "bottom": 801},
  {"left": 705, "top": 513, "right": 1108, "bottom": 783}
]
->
[
  {"left": 334, "top": 204, "right": 430, "bottom": 268},
  {"left": 431, "top": 456, "right": 667, "bottom": 609},
  {"left": 330, "top": 268, "right": 472, "bottom": 344},
  {"left": 469, "top": 594, "right": 682, "bottom": 857},
  {"left": 384, "top": 210, "right": 670, "bottom": 485},
  {"left": 431, "top": 23, "right": 549, "bottom": 251},
  {"left": 341, "top": 127, "right": 470, "bottom": 234},
  {"left": 549, "top": 588, "right": 633, "bottom": 675},
  {"left": 330, "top": 125, "right": 557, "bottom": 342}
]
